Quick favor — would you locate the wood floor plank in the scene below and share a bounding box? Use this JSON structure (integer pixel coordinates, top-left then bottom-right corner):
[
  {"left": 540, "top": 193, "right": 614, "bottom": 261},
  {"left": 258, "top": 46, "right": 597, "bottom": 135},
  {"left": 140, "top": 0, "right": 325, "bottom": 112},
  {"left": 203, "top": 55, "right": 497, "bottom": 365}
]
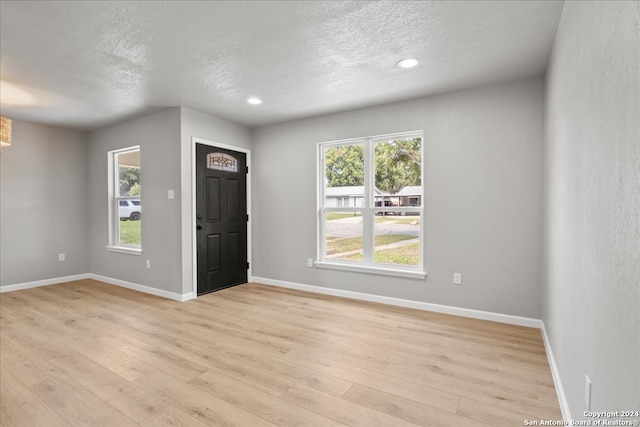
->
[
  {"left": 348, "top": 339, "right": 549, "bottom": 390},
  {"left": 282, "top": 383, "right": 419, "bottom": 427},
  {"left": 98, "top": 331, "right": 208, "bottom": 381},
  {"left": 0, "top": 280, "right": 562, "bottom": 426},
  {"left": 1, "top": 349, "right": 58, "bottom": 387},
  {"left": 382, "top": 362, "right": 562, "bottom": 419},
  {"left": 500, "top": 352, "right": 554, "bottom": 374},
  {"left": 1, "top": 318, "right": 85, "bottom": 362},
  {"left": 281, "top": 349, "right": 461, "bottom": 412},
  {"left": 423, "top": 346, "right": 554, "bottom": 387},
  {"left": 188, "top": 369, "right": 347, "bottom": 427},
  {"left": 343, "top": 383, "right": 491, "bottom": 427},
  {"left": 456, "top": 397, "right": 547, "bottom": 426},
  {"left": 0, "top": 370, "right": 70, "bottom": 427},
  {"left": 383, "top": 359, "right": 540, "bottom": 399},
  {"left": 537, "top": 385, "right": 561, "bottom": 405},
  {"left": 68, "top": 339, "right": 157, "bottom": 382},
  {"left": 140, "top": 405, "right": 211, "bottom": 427},
  {"left": 0, "top": 331, "right": 29, "bottom": 356},
  {"left": 47, "top": 352, "right": 167, "bottom": 423},
  {"left": 134, "top": 370, "right": 276, "bottom": 427},
  {"left": 191, "top": 349, "right": 297, "bottom": 396},
  {"left": 30, "top": 373, "right": 139, "bottom": 427},
  {"left": 196, "top": 339, "right": 354, "bottom": 397}
]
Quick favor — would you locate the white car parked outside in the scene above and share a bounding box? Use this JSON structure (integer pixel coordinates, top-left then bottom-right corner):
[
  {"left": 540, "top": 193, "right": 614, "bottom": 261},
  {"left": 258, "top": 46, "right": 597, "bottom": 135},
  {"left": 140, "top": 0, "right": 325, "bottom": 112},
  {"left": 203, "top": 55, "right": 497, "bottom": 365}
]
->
[{"left": 119, "top": 200, "right": 141, "bottom": 221}]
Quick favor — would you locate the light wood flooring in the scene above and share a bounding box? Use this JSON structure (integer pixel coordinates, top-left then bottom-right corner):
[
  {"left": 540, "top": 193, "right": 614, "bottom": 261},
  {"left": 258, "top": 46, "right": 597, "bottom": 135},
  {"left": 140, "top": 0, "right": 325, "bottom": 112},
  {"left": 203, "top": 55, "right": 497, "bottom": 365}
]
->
[{"left": 0, "top": 279, "right": 562, "bottom": 426}]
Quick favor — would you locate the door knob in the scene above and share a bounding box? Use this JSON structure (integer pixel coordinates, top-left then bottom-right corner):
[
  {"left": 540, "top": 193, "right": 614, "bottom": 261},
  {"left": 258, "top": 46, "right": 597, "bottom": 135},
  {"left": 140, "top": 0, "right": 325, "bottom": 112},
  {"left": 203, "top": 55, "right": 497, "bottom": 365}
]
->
[{"left": 197, "top": 225, "right": 203, "bottom": 230}]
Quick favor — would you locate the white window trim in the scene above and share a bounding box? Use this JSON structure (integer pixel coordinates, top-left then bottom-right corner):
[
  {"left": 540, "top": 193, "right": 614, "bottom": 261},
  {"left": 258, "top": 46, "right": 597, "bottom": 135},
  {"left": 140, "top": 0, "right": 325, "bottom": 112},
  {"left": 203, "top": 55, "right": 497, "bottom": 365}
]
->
[
  {"left": 107, "top": 146, "right": 142, "bottom": 255},
  {"left": 106, "top": 245, "right": 142, "bottom": 256},
  {"left": 317, "top": 131, "right": 425, "bottom": 278},
  {"left": 314, "top": 260, "right": 426, "bottom": 279}
]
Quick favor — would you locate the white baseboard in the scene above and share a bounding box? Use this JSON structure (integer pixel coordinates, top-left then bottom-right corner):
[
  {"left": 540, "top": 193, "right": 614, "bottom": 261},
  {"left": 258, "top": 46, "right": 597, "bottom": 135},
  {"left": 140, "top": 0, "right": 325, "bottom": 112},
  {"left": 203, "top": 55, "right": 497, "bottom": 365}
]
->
[
  {"left": 541, "top": 322, "right": 572, "bottom": 422},
  {"left": 0, "top": 274, "right": 91, "bottom": 293},
  {"left": 252, "top": 276, "right": 543, "bottom": 328},
  {"left": 180, "top": 292, "right": 196, "bottom": 302},
  {"left": 0, "top": 272, "right": 194, "bottom": 302},
  {"left": 88, "top": 274, "right": 193, "bottom": 302}
]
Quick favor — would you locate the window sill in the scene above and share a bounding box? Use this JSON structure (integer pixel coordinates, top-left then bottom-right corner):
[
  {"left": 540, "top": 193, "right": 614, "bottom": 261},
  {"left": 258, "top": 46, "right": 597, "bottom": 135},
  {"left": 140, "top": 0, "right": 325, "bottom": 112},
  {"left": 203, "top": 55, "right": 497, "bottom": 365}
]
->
[
  {"left": 106, "top": 246, "right": 142, "bottom": 256},
  {"left": 314, "top": 261, "right": 426, "bottom": 279}
]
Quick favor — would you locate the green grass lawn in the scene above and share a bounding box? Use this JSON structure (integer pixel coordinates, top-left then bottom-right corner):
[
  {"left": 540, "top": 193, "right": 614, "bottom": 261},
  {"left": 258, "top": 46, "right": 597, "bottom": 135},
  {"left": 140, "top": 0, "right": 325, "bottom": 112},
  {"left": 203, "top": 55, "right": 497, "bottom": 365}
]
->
[
  {"left": 370, "top": 242, "right": 420, "bottom": 265},
  {"left": 326, "top": 212, "right": 362, "bottom": 221},
  {"left": 327, "top": 234, "right": 419, "bottom": 265},
  {"left": 326, "top": 234, "right": 414, "bottom": 255},
  {"left": 119, "top": 220, "right": 141, "bottom": 245}
]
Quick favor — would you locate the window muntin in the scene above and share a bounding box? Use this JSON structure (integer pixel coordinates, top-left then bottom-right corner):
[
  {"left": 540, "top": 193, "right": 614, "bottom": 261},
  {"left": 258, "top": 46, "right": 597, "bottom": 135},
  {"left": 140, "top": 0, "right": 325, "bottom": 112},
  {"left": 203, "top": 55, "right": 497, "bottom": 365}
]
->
[
  {"left": 109, "top": 146, "right": 141, "bottom": 252},
  {"left": 319, "top": 133, "right": 423, "bottom": 274}
]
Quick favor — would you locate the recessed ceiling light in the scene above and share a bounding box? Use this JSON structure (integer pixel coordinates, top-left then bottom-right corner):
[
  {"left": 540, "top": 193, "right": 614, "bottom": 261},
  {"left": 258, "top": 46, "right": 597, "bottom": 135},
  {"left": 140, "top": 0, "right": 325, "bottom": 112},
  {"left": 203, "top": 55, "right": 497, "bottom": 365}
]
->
[
  {"left": 247, "top": 97, "right": 262, "bottom": 105},
  {"left": 396, "top": 58, "right": 419, "bottom": 69}
]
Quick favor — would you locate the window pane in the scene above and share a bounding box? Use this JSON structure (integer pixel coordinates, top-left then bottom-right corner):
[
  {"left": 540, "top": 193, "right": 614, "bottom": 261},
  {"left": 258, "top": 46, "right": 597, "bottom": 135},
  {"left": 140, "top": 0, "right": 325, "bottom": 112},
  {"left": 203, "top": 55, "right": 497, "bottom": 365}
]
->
[
  {"left": 119, "top": 217, "right": 141, "bottom": 245},
  {"left": 324, "top": 144, "right": 364, "bottom": 208},
  {"left": 374, "top": 212, "right": 421, "bottom": 266},
  {"left": 116, "top": 149, "right": 140, "bottom": 197},
  {"left": 118, "top": 198, "right": 141, "bottom": 245},
  {"left": 324, "top": 211, "right": 363, "bottom": 261},
  {"left": 374, "top": 137, "right": 421, "bottom": 207},
  {"left": 119, "top": 220, "right": 142, "bottom": 245},
  {"left": 110, "top": 147, "right": 141, "bottom": 249},
  {"left": 207, "top": 152, "right": 238, "bottom": 172}
]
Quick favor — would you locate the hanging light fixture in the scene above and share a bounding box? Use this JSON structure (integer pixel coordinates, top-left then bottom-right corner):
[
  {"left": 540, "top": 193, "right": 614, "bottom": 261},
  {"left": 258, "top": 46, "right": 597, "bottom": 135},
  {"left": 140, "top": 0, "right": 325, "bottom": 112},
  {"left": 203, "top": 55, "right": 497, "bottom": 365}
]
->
[{"left": 0, "top": 116, "right": 12, "bottom": 149}]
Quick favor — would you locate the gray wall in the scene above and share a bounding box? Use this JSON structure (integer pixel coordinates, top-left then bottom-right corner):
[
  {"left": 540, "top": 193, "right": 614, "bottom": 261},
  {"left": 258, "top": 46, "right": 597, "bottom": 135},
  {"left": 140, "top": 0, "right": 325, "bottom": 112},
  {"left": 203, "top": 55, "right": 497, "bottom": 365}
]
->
[
  {"left": 543, "top": 1, "right": 640, "bottom": 419},
  {"left": 179, "top": 107, "right": 252, "bottom": 294},
  {"left": 252, "top": 77, "right": 545, "bottom": 318},
  {"left": 87, "top": 108, "right": 183, "bottom": 293},
  {"left": 0, "top": 120, "right": 88, "bottom": 286}
]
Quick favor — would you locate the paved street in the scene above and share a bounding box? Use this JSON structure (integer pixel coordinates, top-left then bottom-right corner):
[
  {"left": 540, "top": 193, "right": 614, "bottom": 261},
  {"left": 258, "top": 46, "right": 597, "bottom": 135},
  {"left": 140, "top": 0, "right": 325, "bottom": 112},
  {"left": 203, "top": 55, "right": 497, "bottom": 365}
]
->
[{"left": 325, "top": 216, "right": 420, "bottom": 239}]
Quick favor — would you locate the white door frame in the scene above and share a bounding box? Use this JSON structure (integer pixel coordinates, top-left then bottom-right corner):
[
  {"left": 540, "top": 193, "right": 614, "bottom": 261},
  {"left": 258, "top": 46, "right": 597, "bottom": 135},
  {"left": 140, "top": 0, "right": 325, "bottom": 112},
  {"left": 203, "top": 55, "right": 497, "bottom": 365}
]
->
[{"left": 190, "top": 137, "right": 252, "bottom": 297}]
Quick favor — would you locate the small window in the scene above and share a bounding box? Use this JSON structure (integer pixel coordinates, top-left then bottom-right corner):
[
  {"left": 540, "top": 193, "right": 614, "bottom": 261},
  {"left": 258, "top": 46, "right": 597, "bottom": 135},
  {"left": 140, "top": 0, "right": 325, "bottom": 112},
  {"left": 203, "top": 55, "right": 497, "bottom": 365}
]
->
[
  {"left": 207, "top": 152, "right": 238, "bottom": 172},
  {"left": 318, "top": 132, "right": 424, "bottom": 277},
  {"left": 108, "top": 146, "right": 142, "bottom": 254}
]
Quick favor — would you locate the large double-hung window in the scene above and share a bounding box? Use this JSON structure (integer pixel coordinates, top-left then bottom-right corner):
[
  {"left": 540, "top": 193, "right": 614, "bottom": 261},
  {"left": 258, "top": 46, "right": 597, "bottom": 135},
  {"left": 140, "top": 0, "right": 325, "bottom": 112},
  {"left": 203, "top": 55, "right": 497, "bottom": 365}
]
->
[
  {"left": 317, "top": 132, "right": 425, "bottom": 278},
  {"left": 107, "top": 146, "right": 142, "bottom": 255}
]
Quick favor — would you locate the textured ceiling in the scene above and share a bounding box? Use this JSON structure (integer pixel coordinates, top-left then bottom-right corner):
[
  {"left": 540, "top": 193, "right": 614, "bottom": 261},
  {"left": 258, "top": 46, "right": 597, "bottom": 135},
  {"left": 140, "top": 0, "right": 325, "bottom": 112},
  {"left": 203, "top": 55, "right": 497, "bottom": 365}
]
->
[{"left": 0, "top": 1, "right": 564, "bottom": 130}]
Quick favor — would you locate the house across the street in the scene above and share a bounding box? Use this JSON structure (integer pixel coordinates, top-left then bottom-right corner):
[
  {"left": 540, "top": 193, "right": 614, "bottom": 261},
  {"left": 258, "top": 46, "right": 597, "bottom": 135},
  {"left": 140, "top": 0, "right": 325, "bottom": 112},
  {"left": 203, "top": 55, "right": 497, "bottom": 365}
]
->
[{"left": 324, "top": 185, "right": 422, "bottom": 208}]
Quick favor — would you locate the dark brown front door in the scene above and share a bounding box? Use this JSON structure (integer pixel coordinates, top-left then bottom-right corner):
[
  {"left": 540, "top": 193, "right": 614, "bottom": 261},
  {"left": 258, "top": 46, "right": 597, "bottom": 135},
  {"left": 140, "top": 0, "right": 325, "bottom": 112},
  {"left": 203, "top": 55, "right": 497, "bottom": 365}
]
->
[{"left": 196, "top": 144, "right": 248, "bottom": 295}]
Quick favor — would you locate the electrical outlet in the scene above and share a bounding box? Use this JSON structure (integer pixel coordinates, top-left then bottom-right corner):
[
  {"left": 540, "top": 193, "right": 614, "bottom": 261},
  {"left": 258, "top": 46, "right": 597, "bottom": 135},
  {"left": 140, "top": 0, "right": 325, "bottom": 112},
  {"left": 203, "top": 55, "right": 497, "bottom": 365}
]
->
[
  {"left": 146, "top": 259, "right": 151, "bottom": 269},
  {"left": 307, "top": 258, "right": 313, "bottom": 268},
  {"left": 58, "top": 253, "right": 65, "bottom": 262},
  {"left": 168, "top": 190, "right": 174, "bottom": 199},
  {"left": 453, "top": 273, "right": 462, "bottom": 284},
  {"left": 585, "top": 375, "right": 592, "bottom": 410}
]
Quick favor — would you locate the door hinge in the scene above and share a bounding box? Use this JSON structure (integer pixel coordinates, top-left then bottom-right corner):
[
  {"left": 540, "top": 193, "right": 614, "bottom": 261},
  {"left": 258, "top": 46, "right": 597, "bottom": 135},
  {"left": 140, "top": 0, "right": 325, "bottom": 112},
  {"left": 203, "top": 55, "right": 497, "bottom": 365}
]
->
[
  {"left": 246, "top": 214, "right": 249, "bottom": 221},
  {"left": 246, "top": 262, "right": 250, "bottom": 270},
  {"left": 246, "top": 166, "right": 249, "bottom": 173}
]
